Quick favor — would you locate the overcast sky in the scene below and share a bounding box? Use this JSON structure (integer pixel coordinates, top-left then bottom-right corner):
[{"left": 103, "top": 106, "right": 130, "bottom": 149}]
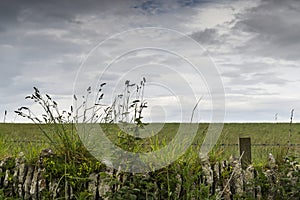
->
[{"left": 1, "top": 0, "right": 300, "bottom": 123}]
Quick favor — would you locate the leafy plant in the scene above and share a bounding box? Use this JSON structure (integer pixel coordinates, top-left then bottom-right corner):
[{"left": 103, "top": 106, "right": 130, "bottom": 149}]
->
[{"left": 277, "top": 156, "right": 300, "bottom": 199}]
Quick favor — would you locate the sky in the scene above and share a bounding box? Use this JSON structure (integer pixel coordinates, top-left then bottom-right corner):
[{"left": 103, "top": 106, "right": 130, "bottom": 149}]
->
[{"left": 1, "top": 0, "right": 300, "bottom": 123}]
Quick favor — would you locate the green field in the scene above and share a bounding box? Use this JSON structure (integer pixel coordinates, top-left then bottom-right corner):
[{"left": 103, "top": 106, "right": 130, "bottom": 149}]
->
[{"left": 0, "top": 123, "right": 300, "bottom": 163}]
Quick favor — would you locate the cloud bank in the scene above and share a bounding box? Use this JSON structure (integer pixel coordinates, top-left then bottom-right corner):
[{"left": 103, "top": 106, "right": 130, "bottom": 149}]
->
[{"left": 0, "top": 0, "right": 299, "bottom": 122}]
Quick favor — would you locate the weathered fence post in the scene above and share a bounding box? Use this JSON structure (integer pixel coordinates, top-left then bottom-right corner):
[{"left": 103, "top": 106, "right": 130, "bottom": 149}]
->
[{"left": 239, "top": 137, "right": 251, "bottom": 169}]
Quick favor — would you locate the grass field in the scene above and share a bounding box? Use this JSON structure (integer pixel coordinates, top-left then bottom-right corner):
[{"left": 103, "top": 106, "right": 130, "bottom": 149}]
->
[{"left": 0, "top": 123, "right": 300, "bottom": 163}]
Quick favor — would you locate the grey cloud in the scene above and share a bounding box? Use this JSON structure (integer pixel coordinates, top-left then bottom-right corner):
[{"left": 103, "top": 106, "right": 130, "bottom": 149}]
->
[
  {"left": 232, "top": 0, "right": 300, "bottom": 60},
  {"left": 221, "top": 62, "right": 273, "bottom": 72},
  {"left": 132, "top": 0, "right": 214, "bottom": 15},
  {"left": 176, "top": 0, "right": 213, "bottom": 7},
  {"left": 189, "top": 28, "right": 222, "bottom": 45},
  {"left": 0, "top": 66, "right": 20, "bottom": 87},
  {"left": 0, "top": 26, "right": 5, "bottom": 32},
  {"left": 0, "top": 0, "right": 209, "bottom": 29},
  {"left": 0, "top": 0, "right": 127, "bottom": 23},
  {"left": 225, "top": 87, "right": 277, "bottom": 96},
  {"left": 220, "top": 60, "right": 288, "bottom": 86},
  {"left": 222, "top": 70, "right": 287, "bottom": 86},
  {"left": 132, "top": 0, "right": 165, "bottom": 15},
  {"left": 1, "top": 0, "right": 299, "bottom": 122},
  {"left": 17, "top": 34, "right": 87, "bottom": 62},
  {"left": 225, "top": 93, "right": 300, "bottom": 122}
]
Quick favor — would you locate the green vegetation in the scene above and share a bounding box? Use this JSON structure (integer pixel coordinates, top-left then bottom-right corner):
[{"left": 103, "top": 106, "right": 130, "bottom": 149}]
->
[
  {"left": 1, "top": 123, "right": 299, "bottom": 199},
  {"left": 1, "top": 123, "right": 299, "bottom": 163}
]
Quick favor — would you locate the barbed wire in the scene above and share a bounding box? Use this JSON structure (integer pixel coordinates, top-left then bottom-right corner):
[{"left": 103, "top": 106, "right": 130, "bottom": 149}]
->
[{"left": 4, "top": 140, "right": 300, "bottom": 147}]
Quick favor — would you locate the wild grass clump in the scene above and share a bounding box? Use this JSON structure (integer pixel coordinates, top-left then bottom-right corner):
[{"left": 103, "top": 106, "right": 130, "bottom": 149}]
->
[
  {"left": 14, "top": 78, "right": 148, "bottom": 162},
  {"left": 15, "top": 87, "right": 87, "bottom": 161}
]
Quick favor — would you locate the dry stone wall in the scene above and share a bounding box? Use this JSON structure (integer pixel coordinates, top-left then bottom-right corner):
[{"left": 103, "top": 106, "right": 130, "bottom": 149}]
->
[{"left": 0, "top": 150, "right": 299, "bottom": 199}]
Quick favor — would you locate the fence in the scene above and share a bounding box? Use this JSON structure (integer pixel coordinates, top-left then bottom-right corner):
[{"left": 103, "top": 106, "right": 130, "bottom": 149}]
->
[{"left": 5, "top": 139, "right": 300, "bottom": 147}]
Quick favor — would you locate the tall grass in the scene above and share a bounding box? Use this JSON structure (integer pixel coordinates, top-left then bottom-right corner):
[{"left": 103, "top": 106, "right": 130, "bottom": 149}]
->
[
  {"left": 14, "top": 78, "right": 148, "bottom": 161},
  {"left": 14, "top": 87, "right": 86, "bottom": 161}
]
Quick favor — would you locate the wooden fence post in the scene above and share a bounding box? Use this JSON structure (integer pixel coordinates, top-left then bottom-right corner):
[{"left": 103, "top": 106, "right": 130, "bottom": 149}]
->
[{"left": 239, "top": 137, "right": 251, "bottom": 169}]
